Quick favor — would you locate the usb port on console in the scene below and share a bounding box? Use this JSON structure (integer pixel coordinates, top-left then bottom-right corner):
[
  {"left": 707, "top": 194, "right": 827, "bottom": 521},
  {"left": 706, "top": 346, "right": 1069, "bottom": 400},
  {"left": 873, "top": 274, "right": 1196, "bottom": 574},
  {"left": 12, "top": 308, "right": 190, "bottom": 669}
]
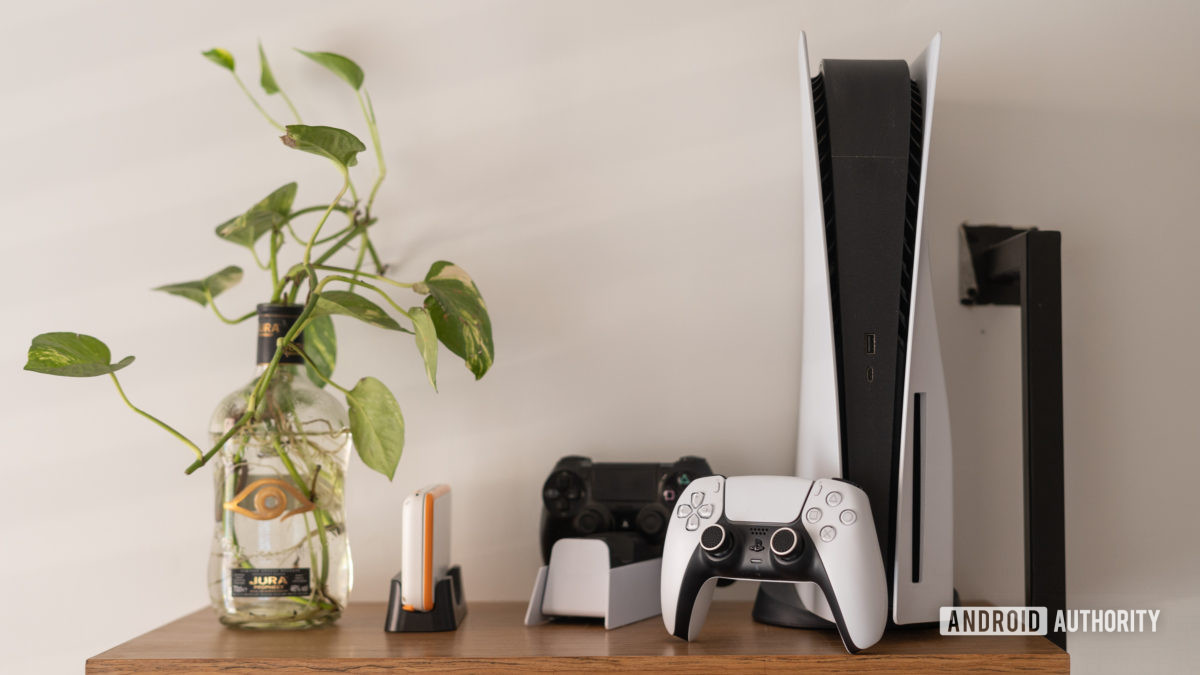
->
[{"left": 865, "top": 332, "right": 877, "bottom": 355}]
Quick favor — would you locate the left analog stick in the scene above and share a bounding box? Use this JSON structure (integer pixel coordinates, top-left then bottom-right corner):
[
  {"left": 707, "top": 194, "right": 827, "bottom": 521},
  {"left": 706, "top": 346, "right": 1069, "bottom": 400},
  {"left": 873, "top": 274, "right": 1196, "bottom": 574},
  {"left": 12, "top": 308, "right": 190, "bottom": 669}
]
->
[
  {"left": 700, "top": 524, "right": 732, "bottom": 557},
  {"left": 573, "top": 506, "right": 610, "bottom": 535}
]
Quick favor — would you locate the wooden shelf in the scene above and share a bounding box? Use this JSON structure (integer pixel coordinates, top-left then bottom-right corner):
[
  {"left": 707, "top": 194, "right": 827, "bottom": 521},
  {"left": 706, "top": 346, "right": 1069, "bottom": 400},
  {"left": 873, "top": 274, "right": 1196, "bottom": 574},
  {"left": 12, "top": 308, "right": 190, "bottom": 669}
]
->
[{"left": 88, "top": 601, "right": 1068, "bottom": 673}]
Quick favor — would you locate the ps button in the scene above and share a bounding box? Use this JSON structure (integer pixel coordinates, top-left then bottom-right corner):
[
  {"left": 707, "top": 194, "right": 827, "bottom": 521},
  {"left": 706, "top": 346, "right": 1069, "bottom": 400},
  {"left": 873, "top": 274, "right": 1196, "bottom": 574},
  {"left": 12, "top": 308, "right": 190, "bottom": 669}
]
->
[
  {"left": 691, "top": 492, "right": 704, "bottom": 508},
  {"left": 826, "top": 491, "right": 843, "bottom": 507},
  {"left": 805, "top": 507, "right": 822, "bottom": 523},
  {"left": 820, "top": 525, "right": 836, "bottom": 542},
  {"left": 840, "top": 509, "right": 857, "bottom": 525},
  {"left": 686, "top": 514, "right": 700, "bottom": 531},
  {"left": 677, "top": 504, "right": 693, "bottom": 518},
  {"left": 698, "top": 503, "right": 713, "bottom": 518}
]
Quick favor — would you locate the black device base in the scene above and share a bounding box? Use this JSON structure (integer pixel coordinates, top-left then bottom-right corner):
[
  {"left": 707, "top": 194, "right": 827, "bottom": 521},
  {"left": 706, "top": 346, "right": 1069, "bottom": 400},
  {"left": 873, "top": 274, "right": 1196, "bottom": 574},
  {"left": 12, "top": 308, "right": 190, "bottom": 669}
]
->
[
  {"left": 752, "top": 583, "right": 960, "bottom": 631},
  {"left": 751, "top": 582, "right": 834, "bottom": 629},
  {"left": 384, "top": 565, "right": 467, "bottom": 632}
]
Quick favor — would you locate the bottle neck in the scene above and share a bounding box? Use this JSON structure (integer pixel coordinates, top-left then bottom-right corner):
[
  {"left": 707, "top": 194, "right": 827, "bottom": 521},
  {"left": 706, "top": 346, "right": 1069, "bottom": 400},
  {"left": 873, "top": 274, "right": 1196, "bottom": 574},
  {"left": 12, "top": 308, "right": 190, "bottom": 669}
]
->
[{"left": 256, "top": 304, "right": 305, "bottom": 368}]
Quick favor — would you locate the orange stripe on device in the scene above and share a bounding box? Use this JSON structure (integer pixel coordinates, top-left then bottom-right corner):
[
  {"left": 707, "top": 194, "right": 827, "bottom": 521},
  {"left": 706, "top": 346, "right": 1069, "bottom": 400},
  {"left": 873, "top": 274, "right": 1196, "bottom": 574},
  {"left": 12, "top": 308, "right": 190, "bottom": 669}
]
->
[{"left": 421, "top": 485, "right": 450, "bottom": 611}]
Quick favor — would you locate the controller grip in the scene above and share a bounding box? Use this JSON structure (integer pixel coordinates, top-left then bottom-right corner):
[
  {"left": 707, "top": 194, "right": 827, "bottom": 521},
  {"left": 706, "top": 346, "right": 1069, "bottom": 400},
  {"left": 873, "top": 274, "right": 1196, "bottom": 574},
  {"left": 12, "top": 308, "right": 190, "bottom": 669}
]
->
[
  {"left": 812, "top": 566, "right": 886, "bottom": 653},
  {"left": 809, "top": 525, "right": 888, "bottom": 650},
  {"left": 663, "top": 559, "right": 719, "bottom": 641}
]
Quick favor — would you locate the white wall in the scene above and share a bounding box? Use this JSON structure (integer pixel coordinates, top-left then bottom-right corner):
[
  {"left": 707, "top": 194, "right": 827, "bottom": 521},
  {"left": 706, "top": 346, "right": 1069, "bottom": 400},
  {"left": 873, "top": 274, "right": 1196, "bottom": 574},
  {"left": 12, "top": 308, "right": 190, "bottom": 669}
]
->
[{"left": 2, "top": 1, "right": 1197, "bottom": 672}]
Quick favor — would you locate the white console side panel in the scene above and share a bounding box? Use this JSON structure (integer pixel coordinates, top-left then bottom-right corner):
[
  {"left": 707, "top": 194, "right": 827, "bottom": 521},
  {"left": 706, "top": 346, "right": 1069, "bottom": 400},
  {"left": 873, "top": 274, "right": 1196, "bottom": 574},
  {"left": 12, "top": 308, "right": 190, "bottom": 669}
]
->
[
  {"left": 893, "top": 32, "right": 955, "bottom": 625},
  {"left": 793, "top": 31, "right": 844, "bottom": 624},
  {"left": 795, "top": 32, "right": 843, "bottom": 483}
]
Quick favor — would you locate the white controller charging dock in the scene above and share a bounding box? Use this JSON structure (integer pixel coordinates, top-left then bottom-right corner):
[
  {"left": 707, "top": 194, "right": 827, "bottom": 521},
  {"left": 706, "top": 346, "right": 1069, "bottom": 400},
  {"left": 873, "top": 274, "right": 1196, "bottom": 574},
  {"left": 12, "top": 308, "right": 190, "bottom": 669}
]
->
[{"left": 524, "top": 535, "right": 662, "bottom": 629}]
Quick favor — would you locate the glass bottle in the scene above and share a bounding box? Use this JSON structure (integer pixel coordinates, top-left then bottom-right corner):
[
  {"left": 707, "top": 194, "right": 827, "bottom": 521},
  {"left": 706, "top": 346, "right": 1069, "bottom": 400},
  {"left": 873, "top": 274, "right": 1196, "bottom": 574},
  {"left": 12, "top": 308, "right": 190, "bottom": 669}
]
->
[{"left": 207, "top": 304, "right": 353, "bottom": 629}]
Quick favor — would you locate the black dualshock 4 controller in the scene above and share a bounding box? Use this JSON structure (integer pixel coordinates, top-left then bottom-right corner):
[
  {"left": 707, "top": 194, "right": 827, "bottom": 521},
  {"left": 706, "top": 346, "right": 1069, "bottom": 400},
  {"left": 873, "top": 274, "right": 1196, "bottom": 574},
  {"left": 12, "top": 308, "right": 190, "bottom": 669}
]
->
[{"left": 539, "top": 455, "right": 714, "bottom": 563}]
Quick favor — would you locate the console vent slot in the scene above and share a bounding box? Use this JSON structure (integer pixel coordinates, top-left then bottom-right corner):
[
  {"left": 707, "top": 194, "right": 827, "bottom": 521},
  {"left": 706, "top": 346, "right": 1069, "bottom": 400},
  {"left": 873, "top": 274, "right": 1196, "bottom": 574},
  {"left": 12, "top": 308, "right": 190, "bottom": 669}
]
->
[{"left": 897, "top": 79, "right": 922, "bottom": 348}]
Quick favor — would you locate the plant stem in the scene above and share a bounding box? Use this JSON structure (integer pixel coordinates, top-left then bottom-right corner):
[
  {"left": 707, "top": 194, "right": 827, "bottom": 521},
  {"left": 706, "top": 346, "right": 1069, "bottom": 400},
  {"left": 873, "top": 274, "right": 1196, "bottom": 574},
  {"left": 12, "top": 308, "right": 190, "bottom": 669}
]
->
[
  {"left": 185, "top": 292, "right": 320, "bottom": 474},
  {"left": 366, "top": 239, "right": 385, "bottom": 275},
  {"left": 351, "top": 231, "right": 369, "bottom": 286},
  {"left": 232, "top": 73, "right": 284, "bottom": 131},
  {"left": 313, "top": 265, "right": 414, "bottom": 290},
  {"left": 303, "top": 176, "right": 350, "bottom": 266},
  {"left": 323, "top": 275, "right": 414, "bottom": 320},
  {"left": 288, "top": 345, "right": 350, "bottom": 394},
  {"left": 109, "top": 373, "right": 203, "bottom": 460},
  {"left": 204, "top": 288, "right": 255, "bottom": 325},
  {"left": 290, "top": 204, "right": 354, "bottom": 221},
  {"left": 271, "top": 435, "right": 331, "bottom": 596},
  {"left": 248, "top": 244, "right": 270, "bottom": 271},
  {"left": 358, "top": 90, "right": 387, "bottom": 214},
  {"left": 312, "top": 224, "right": 367, "bottom": 266},
  {"left": 280, "top": 91, "right": 302, "bottom": 123},
  {"left": 269, "top": 230, "right": 282, "bottom": 303}
]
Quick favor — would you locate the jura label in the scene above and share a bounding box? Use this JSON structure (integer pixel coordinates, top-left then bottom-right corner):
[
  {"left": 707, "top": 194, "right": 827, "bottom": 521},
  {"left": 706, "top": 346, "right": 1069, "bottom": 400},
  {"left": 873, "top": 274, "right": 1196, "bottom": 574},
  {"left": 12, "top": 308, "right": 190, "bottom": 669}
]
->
[
  {"left": 255, "top": 304, "right": 304, "bottom": 365},
  {"left": 231, "top": 568, "right": 311, "bottom": 597}
]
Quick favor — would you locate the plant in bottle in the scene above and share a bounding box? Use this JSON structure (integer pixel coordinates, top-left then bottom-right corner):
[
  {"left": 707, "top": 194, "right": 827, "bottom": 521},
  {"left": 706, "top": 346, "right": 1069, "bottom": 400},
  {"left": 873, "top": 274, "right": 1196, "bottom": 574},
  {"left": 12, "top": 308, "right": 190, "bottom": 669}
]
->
[{"left": 22, "top": 44, "right": 494, "bottom": 629}]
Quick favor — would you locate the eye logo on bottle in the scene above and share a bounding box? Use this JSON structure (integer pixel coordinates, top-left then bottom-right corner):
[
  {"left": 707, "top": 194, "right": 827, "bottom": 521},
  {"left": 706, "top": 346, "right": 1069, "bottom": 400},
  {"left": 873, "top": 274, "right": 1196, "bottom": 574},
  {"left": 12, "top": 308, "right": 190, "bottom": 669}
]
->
[{"left": 223, "top": 478, "right": 315, "bottom": 521}]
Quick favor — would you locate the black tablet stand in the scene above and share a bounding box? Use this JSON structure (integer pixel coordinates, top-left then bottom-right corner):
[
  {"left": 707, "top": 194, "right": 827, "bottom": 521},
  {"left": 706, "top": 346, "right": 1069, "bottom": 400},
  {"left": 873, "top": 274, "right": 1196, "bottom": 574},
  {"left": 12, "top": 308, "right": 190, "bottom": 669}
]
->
[
  {"left": 384, "top": 565, "right": 467, "bottom": 632},
  {"left": 959, "top": 224, "right": 1066, "bottom": 650}
]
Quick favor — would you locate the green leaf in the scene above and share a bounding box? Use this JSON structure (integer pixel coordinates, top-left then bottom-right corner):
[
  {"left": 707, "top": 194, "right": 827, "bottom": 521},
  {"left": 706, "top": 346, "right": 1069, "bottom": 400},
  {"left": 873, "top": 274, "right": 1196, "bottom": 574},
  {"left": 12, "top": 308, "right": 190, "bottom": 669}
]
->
[
  {"left": 302, "top": 314, "right": 337, "bottom": 388},
  {"left": 409, "top": 306, "right": 438, "bottom": 391},
  {"left": 281, "top": 125, "right": 365, "bottom": 169},
  {"left": 214, "top": 183, "right": 297, "bottom": 249},
  {"left": 202, "top": 48, "right": 235, "bottom": 72},
  {"left": 312, "top": 290, "right": 408, "bottom": 332},
  {"left": 296, "top": 49, "right": 364, "bottom": 90},
  {"left": 419, "top": 261, "right": 494, "bottom": 379},
  {"left": 24, "top": 332, "right": 135, "bottom": 378},
  {"left": 258, "top": 42, "right": 279, "bottom": 94},
  {"left": 345, "top": 376, "right": 404, "bottom": 479},
  {"left": 154, "top": 266, "right": 244, "bottom": 307}
]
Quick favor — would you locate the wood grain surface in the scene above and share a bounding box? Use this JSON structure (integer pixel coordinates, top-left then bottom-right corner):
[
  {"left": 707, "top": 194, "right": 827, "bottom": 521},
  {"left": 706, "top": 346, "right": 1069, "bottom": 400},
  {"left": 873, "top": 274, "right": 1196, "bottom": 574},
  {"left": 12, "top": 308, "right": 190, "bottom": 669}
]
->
[{"left": 87, "top": 601, "right": 1069, "bottom": 673}]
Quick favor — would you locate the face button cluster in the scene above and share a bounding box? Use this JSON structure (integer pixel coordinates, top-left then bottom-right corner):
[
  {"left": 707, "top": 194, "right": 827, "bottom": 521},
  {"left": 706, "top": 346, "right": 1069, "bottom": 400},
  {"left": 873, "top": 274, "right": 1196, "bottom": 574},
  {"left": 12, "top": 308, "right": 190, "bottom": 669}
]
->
[{"left": 808, "top": 487, "right": 858, "bottom": 543}]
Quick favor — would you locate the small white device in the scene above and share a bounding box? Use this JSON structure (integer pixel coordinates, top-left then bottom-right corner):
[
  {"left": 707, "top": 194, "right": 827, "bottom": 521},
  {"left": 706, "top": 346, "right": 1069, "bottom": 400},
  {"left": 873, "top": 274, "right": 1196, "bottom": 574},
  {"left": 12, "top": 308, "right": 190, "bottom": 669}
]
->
[{"left": 401, "top": 484, "right": 451, "bottom": 612}]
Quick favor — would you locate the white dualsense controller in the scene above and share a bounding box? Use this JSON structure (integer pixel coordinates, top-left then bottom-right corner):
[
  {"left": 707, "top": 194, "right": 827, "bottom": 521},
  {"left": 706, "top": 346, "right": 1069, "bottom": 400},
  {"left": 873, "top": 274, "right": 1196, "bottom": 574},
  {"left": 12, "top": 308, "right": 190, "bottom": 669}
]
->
[
  {"left": 661, "top": 475, "right": 888, "bottom": 653},
  {"left": 401, "top": 484, "right": 451, "bottom": 612}
]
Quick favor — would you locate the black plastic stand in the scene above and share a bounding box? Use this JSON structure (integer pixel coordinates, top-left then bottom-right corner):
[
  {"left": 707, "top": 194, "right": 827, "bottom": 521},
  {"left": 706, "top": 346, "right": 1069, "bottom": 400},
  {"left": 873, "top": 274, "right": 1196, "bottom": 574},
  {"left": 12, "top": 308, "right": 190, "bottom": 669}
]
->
[
  {"left": 384, "top": 565, "right": 467, "bottom": 632},
  {"left": 960, "top": 224, "right": 1066, "bottom": 650}
]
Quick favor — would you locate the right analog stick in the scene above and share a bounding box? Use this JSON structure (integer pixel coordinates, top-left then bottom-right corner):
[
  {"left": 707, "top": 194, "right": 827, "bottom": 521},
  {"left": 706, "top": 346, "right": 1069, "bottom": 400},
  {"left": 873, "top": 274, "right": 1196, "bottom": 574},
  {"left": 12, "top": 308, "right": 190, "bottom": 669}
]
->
[
  {"left": 700, "top": 524, "right": 732, "bottom": 557},
  {"left": 636, "top": 504, "right": 668, "bottom": 536},
  {"left": 770, "top": 527, "right": 801, "bottom": 560}
]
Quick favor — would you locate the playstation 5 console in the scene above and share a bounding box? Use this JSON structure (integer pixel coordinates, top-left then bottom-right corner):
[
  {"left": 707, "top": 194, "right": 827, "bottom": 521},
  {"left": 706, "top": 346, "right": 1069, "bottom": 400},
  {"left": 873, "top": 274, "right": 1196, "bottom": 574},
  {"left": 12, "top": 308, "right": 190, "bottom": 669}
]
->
[{"left": 753, "top": 33, "right": 953, "bottom": 628}]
